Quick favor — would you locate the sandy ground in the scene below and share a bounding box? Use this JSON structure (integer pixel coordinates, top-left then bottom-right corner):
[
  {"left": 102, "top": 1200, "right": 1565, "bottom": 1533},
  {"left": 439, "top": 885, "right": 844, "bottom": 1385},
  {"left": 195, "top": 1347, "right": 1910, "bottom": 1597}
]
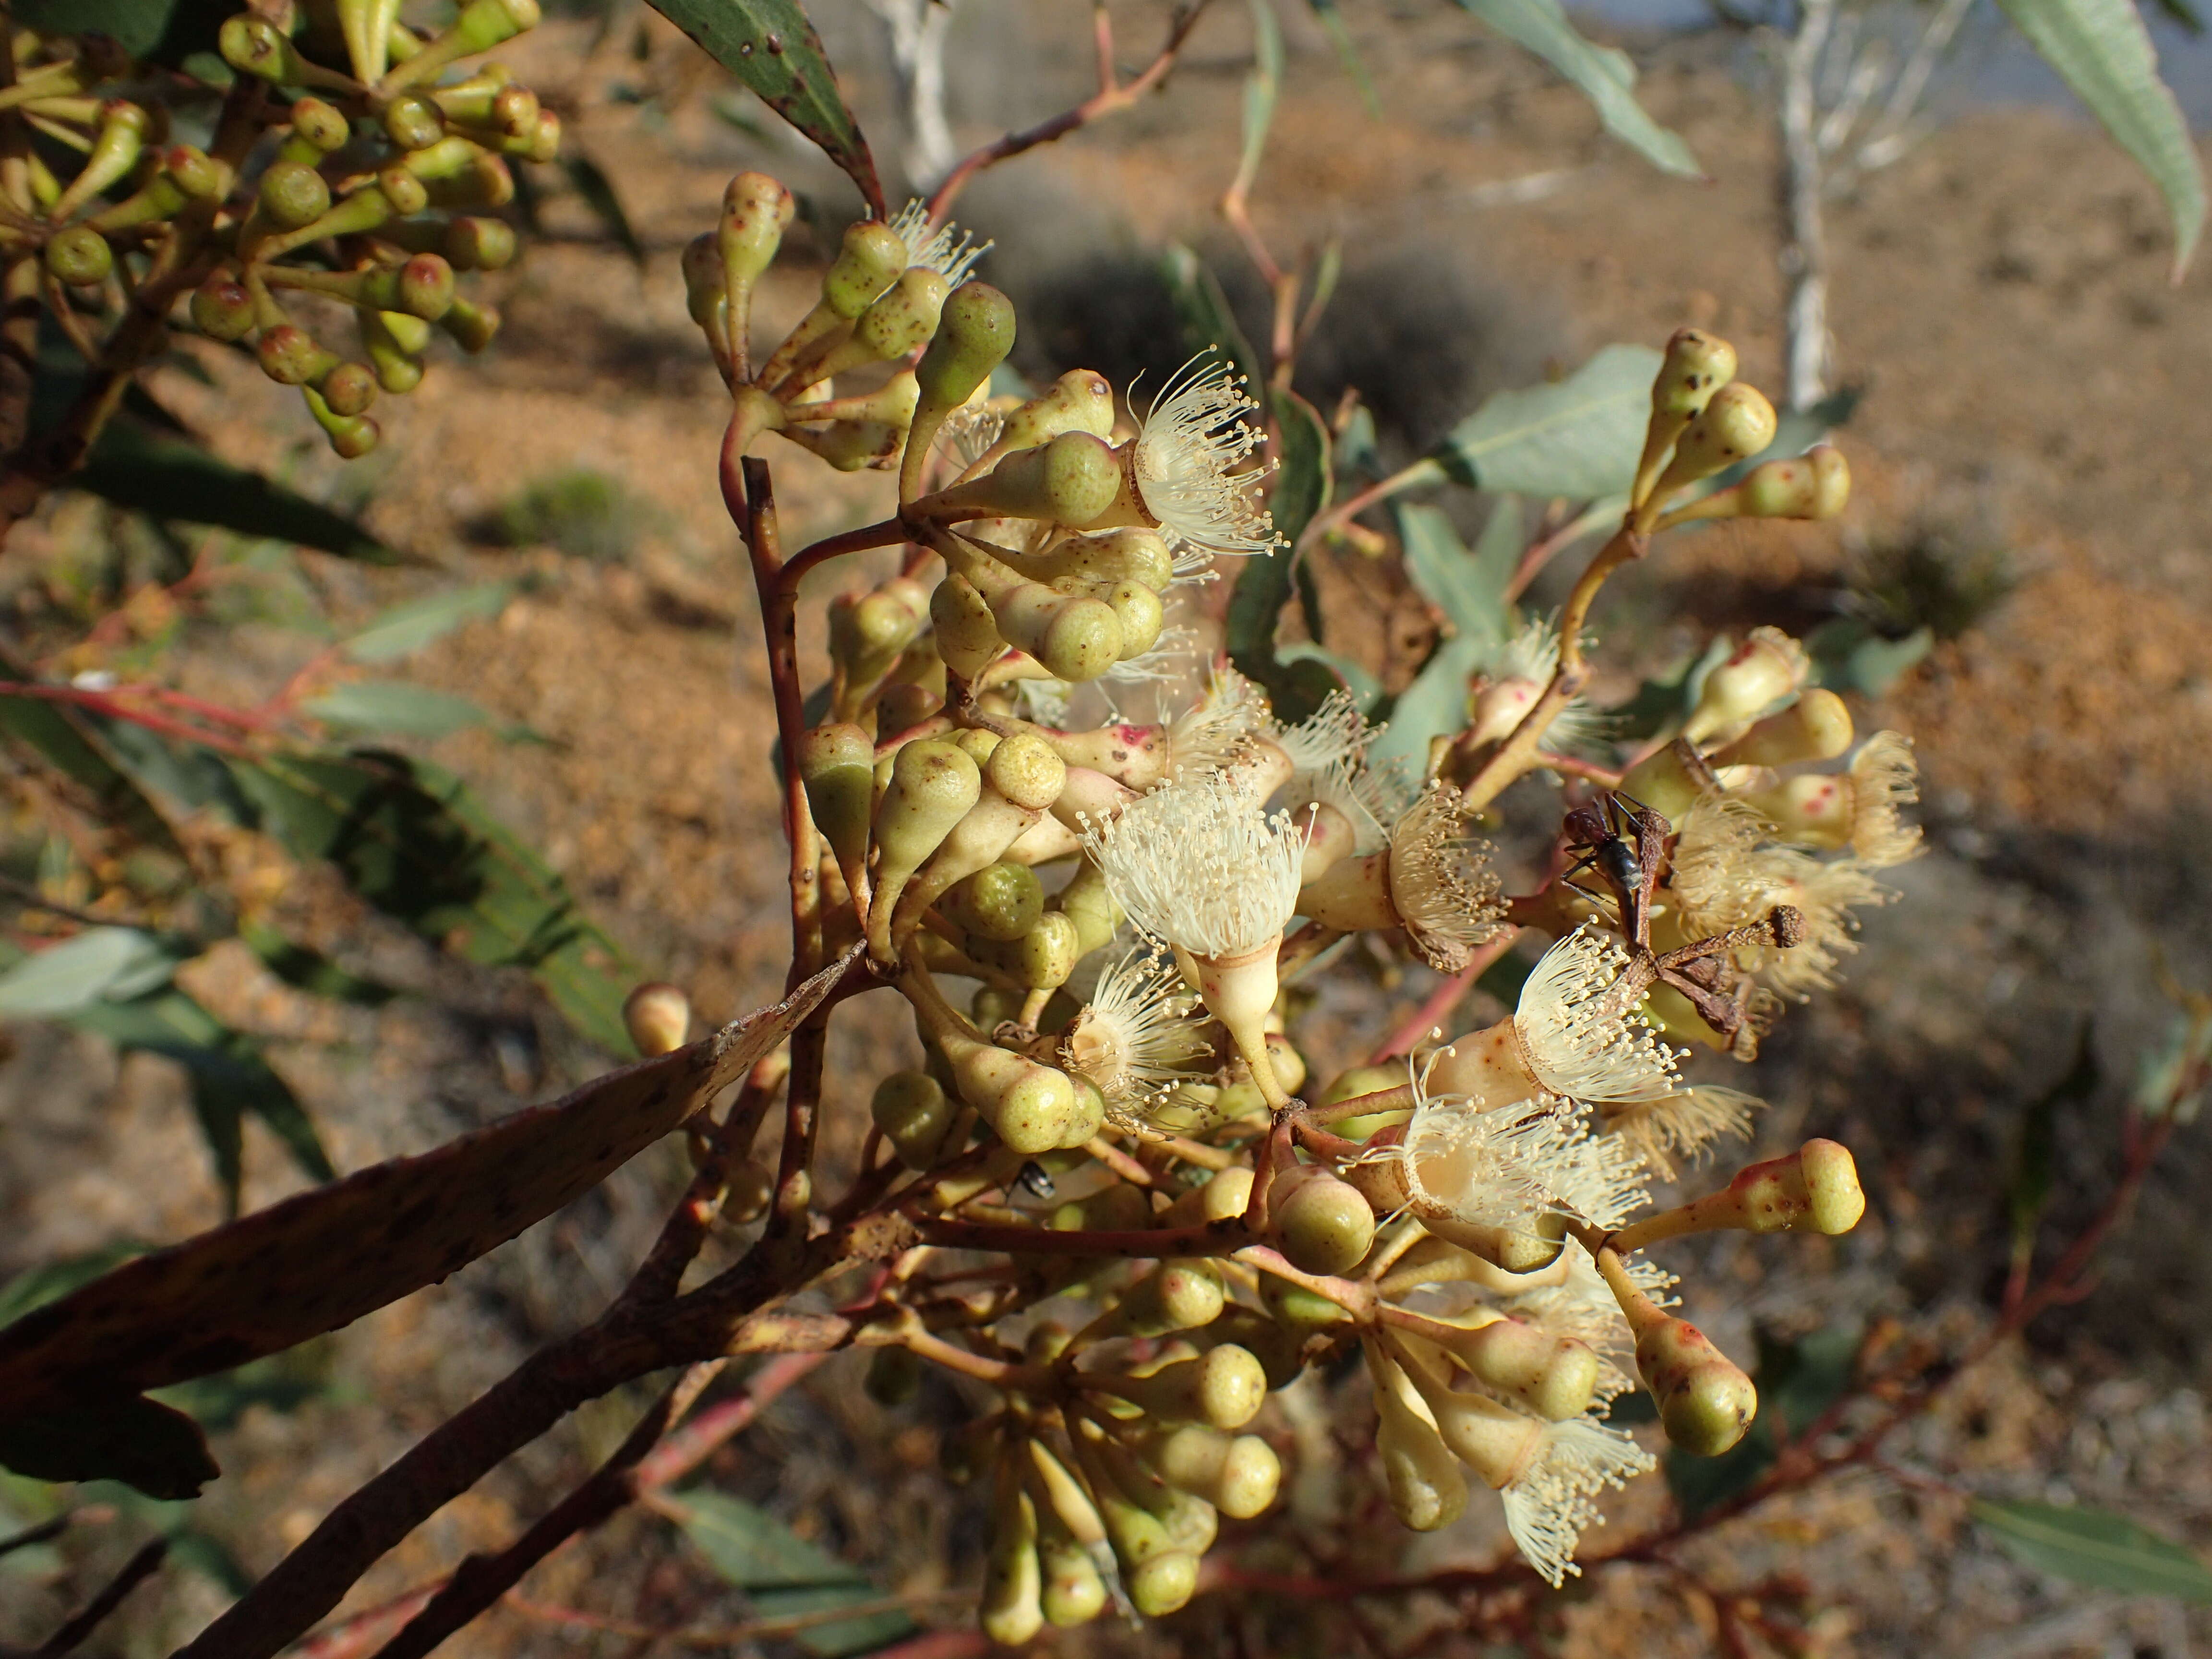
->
[{"left": 4, "top": 1, "right": 2212, "bottom": 1653}]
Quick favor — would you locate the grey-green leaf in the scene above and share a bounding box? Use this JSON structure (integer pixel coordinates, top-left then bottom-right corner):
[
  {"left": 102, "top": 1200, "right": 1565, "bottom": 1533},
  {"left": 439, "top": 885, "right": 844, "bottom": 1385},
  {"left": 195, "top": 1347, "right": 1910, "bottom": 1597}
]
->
[
  {"left": 642, "top": 0, "right": 884, "bottom": 218},
  {"left": 343, "top": 582, "right": 515, "bottom": 663},
  {"left": 670, "top": 1490, "right": 916, "bottom": 1658},
  {"left": 1431, "top": 344, "right": 1664, "bottom": 500},
  {"left": 1394, "top": 498, "right": 1517, "bottom": 647},
  {"left": 1994, "top": 0, "right": 2206, "bottom": 273},
  {"left": 304, "top": 683, "right": 496, "bottom": 740},
  {"left": 1163, "top": 246, "right": 1263, "bottom": 396},
  {"left": 1368, "top": 634, "right": 1483, "bottom": 774},
  {"left": 0, "top": 927, "right": 178, "bottom": 1018},
  {"left": 1973, "top": 1499, "right": 2212, "bottom": 1600},
  {"left": 1446, "top": 0, "right": 1700, "bottom": 178}
]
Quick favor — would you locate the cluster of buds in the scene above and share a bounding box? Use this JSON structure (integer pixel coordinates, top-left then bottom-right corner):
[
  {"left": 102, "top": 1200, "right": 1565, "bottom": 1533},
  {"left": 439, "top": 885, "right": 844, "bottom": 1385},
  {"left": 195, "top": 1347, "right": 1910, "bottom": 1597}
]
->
[
  {"left": 14, "top": 2, "right": 543, "bottom": 461},
  {"left": 689, "top": 177, "right": 1911, "bottom": 1604}
]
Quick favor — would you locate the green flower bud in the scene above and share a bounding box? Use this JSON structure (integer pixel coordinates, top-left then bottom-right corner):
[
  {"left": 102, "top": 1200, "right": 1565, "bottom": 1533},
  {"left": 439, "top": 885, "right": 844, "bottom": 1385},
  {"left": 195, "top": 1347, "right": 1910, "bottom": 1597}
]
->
[
  {"left": 1204, "top": 1307, "right": 1305, "bottom": 1390},
  {"left": 220, "top": 16, "right": 334, "bottom": 87},
  {"left": 1649, "top": 381, "right": 1779, "bottom": 507},
  {"left": 956, "top": 1042, "right": 1082, "bottom": 1154},
  {"left": 1258, "top": 1273, "right": 1351, "bottom": 1334},
  {"left": 439, "top": 295, "right": 500, "bottom": 354},
  {"left": 1616, "top": 743, "right": 1703, "bottom": 825},
  {"left": 376, "top": 310, "right": 434, "bottom": 356},
  {"left": 1711, "top": 687, "right": 1854, "bottom": 769},
  {"left": 927, "top": 572, "right": 1004, "bottom": 681},
  {"left": 940, "top": 861, "right": 1044, "bottom": 942},
  {"left": 915, "top": 430, "right": 1123, "bottom": 528},
  {"left": 992, "top": 368, "right": 1118, "bottom": 461},
  {"left": 1316, "top": 1062, "right": 1411, "bottom": 1141},
  {"left": 303, "top": 386, "right": 379, "bottom": 459},
  {"left": 988, "top": 908, "right": 1082, "bottom": 993},
  {"left": 1639, "top": 1316, "right": 1757, "bottom": 1457},
  {"left": 1269, "top": 1165, "right": 1377, "bottom": 1276},
  {"left": 972, "top": 984, "right": 1025, "bottom": 1031},
  {"left": 980, "top": 1475, "right": 1044, "bottom": 1647},
  {"left": 1367, "top": 1343, "right": 1468, "bottom": 1532},
  {"left": 488, "top": 83, "right": 542, "bottom": 138},
  {"left": 259, "top": 160, "right": 333, "bottom": 230},
  {"left": 285, "top": 98, "right": 352, "bottom": 157},
  {"left": 1656, "top": 444, "right": 1851, "bottom": 532},
  {"left": 952, "top": 728, "right": 1001, "bottom": 767},
  {"left": 42, "top": 227, "right": 113, "bottom": 289},
  {"left": 1163, "top": 1165, "right": 1254, "bottom": 1226},
  {"left": 321, "top": 361, "right": 379, "bottom": 419},
  {"left": 998, "top": 527, "right": 1175, "bottom": 595},
  {"left": 360, "top": 309, "right": 425, "bottom": 393},
  {"left": 444, "top": 215, "right": 517, "bottom": 271},
  {"left": 798, "top": 721, "right": 874, "bottom": 897},
  {"left": 191, "top": 273, "right": 256, "bottom": 342},
  {"left": 1053, "top": 860, "right": 1122, "bottom": 956},
  {"left": 383, "top": 92, "right": 446, "bottom": 151},
  {"left": 1026, "top": 1441, "right": 1106, "bottom": 1544},
  {"left": 1109, "top": 1345, "right": 1267, "bottom": 1430},
  {"left": 1103, "top": 578, "right": 1165, "bottom": 661},
  {"left": 1682, "top": 626, "right": 1811, "bottom": 746},
  {"left": 421, "top": 150, "right": 515, "bottom": 212},
  {"left": 717, "top": 170, "right": 793, "bottom": 366},
  {"left": 1407, "top": 1314, "right": 1599, "bottom": 1422},
  {"left": 903, "top": 281, "right": 1017, "bottom": 500},
  {"left": 1124, "top": 1550, "right": 1199, "bottom": 1617},
  {"left": 1110, "top": 1259, "right": 1228, "bottom": 1338},
  {"left": 48, "top": 100, "right": 149, "bottom": 223},
  {"left": 801, "top": 267, "right": 949, "bottom": 390},
  {"left": 1652, "top": 325, "right": 1737, "bottom": 417},
  {"left": 823, "top": 220, "right": 910, "bottom": 318},
  {"left": 1037, "top": 1534, "right": 1106, "bottom": 1628},
  {"left": 621, "top": 981, "right": 691, "bottom": 1056},
  {"left": 869, "top": 738, "right": 981, "bottom": 958},
  {"left": 258, "top": 324, "right": 339, "bottom": 387},
  {"left": 1396, "top": 1356, "right": 1542, "bottom": 1491},
  {"left": 362, "top": 253, "right": 456, "bottom": 321},
  {"left": 1144, "top": 1425, "right": 1281, "bottom": 1519},
  {"left": 870, "top": 1070, "right": 957, "bottom": 1169}
]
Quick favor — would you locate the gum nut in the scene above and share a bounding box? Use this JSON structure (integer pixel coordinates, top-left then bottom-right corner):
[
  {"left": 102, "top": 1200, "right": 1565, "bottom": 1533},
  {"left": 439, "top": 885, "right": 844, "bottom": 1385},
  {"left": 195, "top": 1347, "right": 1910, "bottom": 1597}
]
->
[
  {"left": 980, "top": 1059, "right": 1080, "bottom": 1155},
  {"left": 916, "top": 280, "right": 1017, "bottom": 405},
  {"left": 1148, "top": 1260, "right": 1228, "bottom": 1331},
  {"left": 985, "top": 733, "right": 1068, "bottom": 813},
  {"left": 1125, "top": 1550, "right": 1200, "bottom": 1618},
  {"left": 1106, "top": 579, "right": 1166, "bottom": 660},
  {"left": 1273, "top": 1169, "right": 1377, "bottom": 1276},
  {"left": 1039, "top": 1538, "right": 1107, "bottom": 1628},
  {"left": 1653, "top": 326, "right": 1738, "bottom": 414},
  {"left": 622, "top": 982, "right": 691, "bottom": 1055},
  {"left": 1191, "top": 1345, "right": 1267, "bottom": 1429},
  {"left": 1030, "top": 594, "right": 1125, "bottom": 685},
  {"left": 1800, "top": 1138, "right": 1866, "bottom": 1233},
  {"left": 823, "top": 218, "right": 908, "bottom": 316},
  {"left": 1039, "top": 430, "right": 1122, "bottom": 526},
  {"left": 871, "top": 1070, "right": 955, "bottom": 1168}
]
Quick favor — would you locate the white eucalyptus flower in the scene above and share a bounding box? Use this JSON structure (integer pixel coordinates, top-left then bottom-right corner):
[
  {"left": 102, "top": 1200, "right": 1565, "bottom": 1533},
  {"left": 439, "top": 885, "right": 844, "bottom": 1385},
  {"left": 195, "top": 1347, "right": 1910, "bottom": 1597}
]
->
[
  {"left": 1062, "top": 949, "right": 1211, "bottom": 1123},
  {"left": 886, "top": 198, "right": 989, "bottom": 284},
  {"left": 1133, "top": 354, "right": 1281, "bottom": 560}
]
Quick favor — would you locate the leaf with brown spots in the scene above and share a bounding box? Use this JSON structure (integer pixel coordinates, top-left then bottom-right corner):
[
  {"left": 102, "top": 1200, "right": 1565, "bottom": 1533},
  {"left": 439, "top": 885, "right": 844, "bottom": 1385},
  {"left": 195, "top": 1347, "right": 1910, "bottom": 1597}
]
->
[
  {"left": 645, "top": 0, "right": 884, "bottom": 218},
  {"left": 0, "top": 947, "right": 856, "bottom": 1419}
]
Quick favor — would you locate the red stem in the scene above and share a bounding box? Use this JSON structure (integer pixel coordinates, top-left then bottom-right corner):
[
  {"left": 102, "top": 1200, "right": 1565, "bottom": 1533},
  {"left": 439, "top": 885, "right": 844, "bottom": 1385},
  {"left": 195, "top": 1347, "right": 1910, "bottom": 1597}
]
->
[{"left": 1369, "top": 928, "right": 1518, "bottom": 1062}]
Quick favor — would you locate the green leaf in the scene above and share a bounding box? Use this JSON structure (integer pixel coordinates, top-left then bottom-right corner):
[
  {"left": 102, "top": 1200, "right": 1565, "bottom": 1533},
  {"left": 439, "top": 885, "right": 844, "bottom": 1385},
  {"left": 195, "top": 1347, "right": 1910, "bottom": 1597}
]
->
[
  {"left": 670, "top": 1490, "right": 916, "bottom": 1658},
  {"left": 342, "top": 581, "right": 516, "bottom": 664},
  {"left": 1308, "top": 0, "right": 1383, "bottom": 117},
  {"left": 1235, "top": 0, "right": 1285, "bottom": 200},
  {"left": 0, "top": 927, "right": 179, "bottom": 1018},
  {"left": 238, "top": 920, "right": 397, "bottom": 1008},
  {"left": 0, "top": 957, "right": 846, "bottom": 1413},
  {"left": 1974, "top": 1500, "right": 2212, "bottom": 1600},
  {"left": 1267, "top": 387, "right": 1334, "bottom": 550},
  {"left": 0, "top": 1244, "right": 149, "bottom": 1331},
  {"left": 1445, "top": 0, "right": 1700, "bottom": 178},
  {"left": 561, "top": 151, "right": 647, "bottom": 266},
  {"left": 1394, "top": 498, "right": 1517, "bottom": 647},
  {"left": 1606, "top": 636, "right": 1731, "bottom": 744},
  {"left": 229, "top": 751, "right": 634, "bottom": 1053},
  {"left": 1227, "top": 390, "right": 1334, "bottom": 720},
  {"left": 641, "top": 0, "right": 884, "bottom": 217},
  {"left": 69, "top": 419, "right": 398, "bottom": 564},
  {"left": 1276, "top": 643, "right": 1382, "bottom": 714},
  {"left": 0, "top": 1394, "right": 217, "bottom": 1500},
  {"left": 1431, "top": 344, "right": 1664, "bottom": 499},
  {"left": 153, "top": 1344, "right": 333, "bottom": 1433},
  {"left": 1804, "top": 618, "right": 1935, "bottom": 698},
  {"left": 1162, "top": 246, "right": 1262, "bottom": 395},
  {"left": 67, "top": 990, "right": 335, "bottom": 1208},
  {"left": 10, "top": 0, "right": 229, "bottom": 64},
  {"left": 2012, "top": 1024, "right": 2096, "bottom": 1258},
  {"left": 304, "top": 682, "right": 498, "bottom": 741},
  {"left": 1994, "top": 0, "right": 2206, "bottom": 273},
  {"left": 1367, "top": 634, "right": 1482, "bottom": 775},
  {"left": 0, "top": 682, "right": 186, "bottom": 855}
]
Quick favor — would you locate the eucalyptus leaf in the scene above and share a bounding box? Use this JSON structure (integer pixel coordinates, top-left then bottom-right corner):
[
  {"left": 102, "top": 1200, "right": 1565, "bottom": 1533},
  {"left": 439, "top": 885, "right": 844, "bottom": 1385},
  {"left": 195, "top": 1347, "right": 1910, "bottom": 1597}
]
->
[
  {"left": 1394, "top": 499, "right": 1516, "bottom": 647},
  {"left": 1162, "top": 245, "right": 1262, "bottom": 395},
  {"left": 304, "top": 683, "right": 498, "bottom": 741},
  {"left": 343, "top": 582, "right": 515, "bottom": 664},
  {"left": 0, "top": 927, "right": 179, "bottom": 1019},
  {"left": 1995, "top": 0, "right": 2205, "bottom": 272},
  {"left": 1973, "top": 1499, "right": 2212, "bottom": 1600},
  {"left": 642, "top": 0, "right": 884, "bottom": 217},
  {"left": 1446, "top": 0, "right": 1700, "bottom": 178},
  {"left": 670, "top": 1490, "right": 915, "bottom": 1658},
  {"left": 1236, "top": 0, "right": 1285, "bottom": 198},
  {"left": 0, "top": 1395, "right": 217, "bottom": 1501},
  {"left": 1431, "top": 344, "right": 1663, "bottom": 499},
  {"left": 1368, "top": 634, "right": 1483, "bottom": 775}
]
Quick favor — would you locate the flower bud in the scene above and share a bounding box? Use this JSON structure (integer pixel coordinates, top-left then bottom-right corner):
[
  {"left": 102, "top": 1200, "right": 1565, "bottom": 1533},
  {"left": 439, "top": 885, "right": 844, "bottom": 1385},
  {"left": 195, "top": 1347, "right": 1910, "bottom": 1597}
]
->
[
  {"left": 258, "top": 160, "right": 333, "bottom": 230},
  {"left": 950, "top": 1038, "right": 1083, "bottom": 1154},
  {"left": 303, "top": 387, "right": 379, "bottom": 459},
  {"left": 1038, "top": 1535, "right": 1106, "bottom": 1628},
  {"left": 940, "top": 860, "right": 1044, "bottom": 942},
  {"left": 440, "top": 296, "right": 500, "bottom": 353},
  {"left": 1027, "top": 1440, "right": 1106, "bottom": 1546},
  {"left": 422, "top": 150, "right": 515, "bottom": 211},
  {"left": 871, "top": 1069, "right": 958, "bottom": 1169},
  {"left": 1144, "top": 1425, "right": 1281, "bottom": 1519},
  {"left": 1315, "top": 1063, "right": 1412, "bottom": 1141},
  {"left": 1681, "top": 626, "right": 1810, "bottom": 746},
  {"left": 622, "top": 982, "right": 691, "bottom": 1056},
  {"left": 1053, "top": 860, "right": 1122, "bottom": 957},
  {"left": 904, "top": 281, "right": 1017, "bottom": 499},
  {"left": 1163, "top": 1165, "right": 1254, "bottom": 1226},
  {"left": 1367, "top": 1342, "right": 1468, "bottom": 1531},
  {"left": 47, "top": 101, "right": 148, "bottom": 223},
  {"left": 320, "top": 362, "right": 379, "bottom": 419},
  {"left": 446, "top": 0, "right": 542, "bottom": 56},
  {"left": 805, "top": 267, "right": 949, "bottom": 387},
  {"left": 383, "top": 92, "right": 446, "bottom": 151},
  {"left": 1656, "top": 444, "right": 1850, "bottom": 532},
  {"left": 1108, "top": 1346, "right": 1267, "bottom": 1430},
  {"left": 1126, "top": 1550, "right": 1199, "bottom": 1617},
  {"left": 980, "top": 1473, "right": 1044, "bottom": 1647},
  {"left": 1652, "top": 326, "right": 1738, "bottom": 418},
  {"left": 718, "top": 170, "right": 793, "bottom": 358},
  {"left": 360, "top": 309, "right": 425, "bottom": 393},
  {"left": 1104, "top": 578, "right": 1166, "bottom": 661},
  {"left": 1269, "top": 1164, "right": 1377, "bottom": 1276},
  {"left": 1649, "top": 382, "right": 1779, "bottom": 506},
  {"left": 444, "top": 216, "right": 517, "bottom": 271},
  {"left": 1407, "top": 1314, "right": 1599, "bottom": 1421},
  {"left": 916, "top": 430, "right": 1123, "bottom": 528},
  {"left": 258, "top": 325, "right": 339, "bottom": 387},
  {"left": 1397, "top": 1355, "right": 1543, "bottom": 1490},
  {"left": 1740, "top": 772, "right": 1851, "bottom": 847},
  {"left": 869, "top": 738, "right": 981, "bottom": 957},
  {"left": 1014, "top": 527, "right": 1176, "bottom": 595},
  {"left": 1711, "top": 688, "right": 1853, "bottom": 769},
  {"left": 220, "top": 16, "right": 325, "bottom": 85},
  {"left": 376, "top": 165, "right": 433, "bottom": 217},
  {"left": 927, "top": 571, "right": 1003, "bottom": 681},
  {"left": 1258, "top": 1273, "right": 1351, "bottom": 1334},
  {"left": 43, "top": 227, "right": 113, "bottom": 289},
  {"left": 1638, "top": 1315, "right": 1758, "bottom": 1457},
  {"left": 829, "top": 579, "right": 923, "bottom": 689},
  {"left": 992, "top": 368, "right": 1118, "bottom": 460},
  {"left": 1100, "top": 1259, "right": 1227, "bottom": 1338},
  {"left": 286, "top": 97, "right": 352, "bottom": 156},
  {"left": 824, "top": 222, "right": 910, "bottom": 318}
]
